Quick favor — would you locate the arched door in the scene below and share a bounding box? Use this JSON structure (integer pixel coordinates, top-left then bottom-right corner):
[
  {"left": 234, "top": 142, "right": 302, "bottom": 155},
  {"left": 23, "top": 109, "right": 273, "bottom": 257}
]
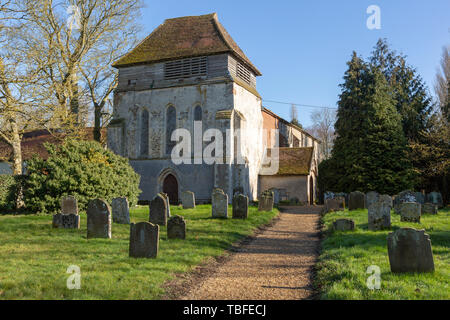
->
[
  {"left": 163, "top": 174, "right": 179, "bottom": 204},
  {"left": 309, "top": 176, "right": 314, "bottom": 205}
]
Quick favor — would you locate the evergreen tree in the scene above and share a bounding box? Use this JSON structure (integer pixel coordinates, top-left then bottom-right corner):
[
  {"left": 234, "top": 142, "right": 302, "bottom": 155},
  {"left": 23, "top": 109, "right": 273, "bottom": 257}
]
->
[
  {"left": 369, "top": 39, "right": 433, "bottom": 142},
  {"left": 322, "top": 52, "right": 415, "bottom": 194}
]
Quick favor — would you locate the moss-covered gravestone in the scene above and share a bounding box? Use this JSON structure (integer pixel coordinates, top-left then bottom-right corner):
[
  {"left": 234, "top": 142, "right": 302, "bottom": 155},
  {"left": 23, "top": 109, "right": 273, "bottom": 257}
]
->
[
  {"left": 87, "top": 199, "right": 112, "bottom": 239},
  {"left": 348, "top": 191, "right": 365, "bottom": 210},
  {"left": 129, "top": 222, "right": 159, "bottom": 258},
  {"left": 232, "top": 193, "right": 248, "bottom": 219},
  {"left": 167, "top": 215, "right": 186, "bottom": 239}
]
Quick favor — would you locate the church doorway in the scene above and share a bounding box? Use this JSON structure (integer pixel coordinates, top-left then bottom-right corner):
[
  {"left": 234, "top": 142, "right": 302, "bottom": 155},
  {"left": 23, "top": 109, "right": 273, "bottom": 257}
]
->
[
  {"left": 309, "top": 176, "right": 314, "bottom": 205},
  {"left": 163, "top": 174, "right": 179, "bottom": 204}
]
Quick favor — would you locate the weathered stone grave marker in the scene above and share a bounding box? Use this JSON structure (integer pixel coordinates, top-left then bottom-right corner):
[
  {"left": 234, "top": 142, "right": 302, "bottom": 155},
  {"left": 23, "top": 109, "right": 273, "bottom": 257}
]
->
[
  {"left": 167, "top": 215, "right": 186, "bottom": 239},
  {"left": 333, "top": 219, "right": 355, "bottom": 231},
  {"left": 387, "top": 228, "right": 434, "bottom": 273},
  {"left": 181, "top": 191, "right": 195, "bottom": 209},
  {"left": 426, "top": 191, "right": 443, "bottom": 208},
  {"left": 365, "top": 191, "right": 379, "bottom": 210},
  {"left": 348, "top": 191, "right": 365, "bottom": 210},
  {"left": 400, "top": 202, "right": 421, "bottom": 223},
  {"left": 149, "top": 194, "right": 167, "bottom": 226},
  {"left": 129, "top": 222, "right": 159, "bottom": 258},
  {"left": 232, "top": 193, "right": 249, "bottom": 219},
  {"left": 368, "top": 201, "right": 391, "bottom": 231},
  {"left": 52, "top": 195, "right": 80, "bottom": 229},
  {"left": 212, "top": 188, "right": 228, "bottom": 218},
  {"left": 258, "top": 190, "right": 274, "bottom": 212},
  {"left": 325, "top": 197, "right": 345, "bottom": 213},
  {"left": 421, "top": 203, "right": 438, "bottom": 215},
  {"left": 87, "top": 199, "right": 112, "bottom": 239},
  {"left": 112, "top": 197, "right": 130, "bottom": 224}
]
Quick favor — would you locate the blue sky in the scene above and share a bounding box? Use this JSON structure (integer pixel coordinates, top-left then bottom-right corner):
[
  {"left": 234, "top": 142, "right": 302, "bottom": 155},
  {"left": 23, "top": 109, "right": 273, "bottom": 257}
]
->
[{"left": 139, "top": 0, "right": 450, "bottom": 127}]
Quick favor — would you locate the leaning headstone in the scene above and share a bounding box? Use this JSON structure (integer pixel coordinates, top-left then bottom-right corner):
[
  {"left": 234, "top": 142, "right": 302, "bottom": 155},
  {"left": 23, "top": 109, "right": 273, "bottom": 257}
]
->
[
  {"left": 400, "top": 202, "right": 421, "bottom": 223},
  {"left": 87, "top": 199, "right": 112, "bottom": 239},
  {"left": 348, "top": 191, "right": 365, "bottom": 210},
  {"left": 422, "top": 203, "right": 438, "bottom": 215},
  {"left": 181, "top": 191, "right": 195, "bottom": 209},
  {"left": 325, "top": 197, "right": 345, "bottom": 213},
  {"left": 129, "top": 222, "right": 159, "bottom": 258},
  {"left": 368, "top": 201, "right": 391, "bottom": 231},
  {"left": 332, "top": 219, "right": 355, "bottom": 231},
  {"left": 212, "top": 188, "right": 228, "bottom": 218},
  {"left": 232, "top": 193, "right": 249, "bottom": 219},
  {"left": 61, "top": 195, "right": 78, "bottom": 215},
  {"left": 258, "top": 190, "right": 274, "bottom": 212},
  {"left": 365, "top": 191, "right": 379, "bottom": 210},
  {"left": 426, "top": 192, "right": 443, "bottom": 208},
  {"left": 393, "top": 190, "right": 417, "bottom": 214},
  {"left": 387, "top": 228, "right": 434, "bottom": 273},
  {"left": 112, "top": 197, "right": 130, "bottom": 224},
  {"left": 167, "top": 215, "right": 186, "bottom": 239},
  {"left": 149, "top": 194, "right": 167, "bottom": 226},
  {"left": 379, "top": 194, "right": 393, "bottom": 208},
  {"left": 159, "top": 192, "right": 171, "bottom": 217},
  {"left": 52, "top": 213, "right": 80, "bottom": 229}
]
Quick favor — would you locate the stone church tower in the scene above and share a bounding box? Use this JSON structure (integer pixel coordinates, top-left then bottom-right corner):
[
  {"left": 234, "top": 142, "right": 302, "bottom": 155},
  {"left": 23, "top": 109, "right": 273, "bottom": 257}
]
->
[{"left": 108, "top": 13, "right": 265, "bottom": 203}]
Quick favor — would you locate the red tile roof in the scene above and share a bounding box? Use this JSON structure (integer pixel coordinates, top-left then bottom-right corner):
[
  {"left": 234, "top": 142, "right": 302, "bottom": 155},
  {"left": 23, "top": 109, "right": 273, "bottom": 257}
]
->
[
  {"left": 113, "top": 13, "right": 261, "bottom": 76},
  {"left": 0, "top": 128, "right": 105, "bottom": 162}
]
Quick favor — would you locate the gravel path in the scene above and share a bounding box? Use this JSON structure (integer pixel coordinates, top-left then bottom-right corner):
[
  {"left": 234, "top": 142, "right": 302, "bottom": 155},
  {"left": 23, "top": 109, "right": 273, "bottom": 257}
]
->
[{"left": 181, "top": 206, "right": 322, "bottom": 300}]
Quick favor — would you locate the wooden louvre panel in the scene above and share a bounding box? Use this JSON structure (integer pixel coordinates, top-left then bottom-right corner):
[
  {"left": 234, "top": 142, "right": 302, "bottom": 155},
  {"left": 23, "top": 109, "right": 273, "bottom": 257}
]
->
[
  {"left": 236, "top": 62, "right": 251, "bottom": 85},
  {"left": 164, "top": 56, "right": 208, "bottom": 80}
]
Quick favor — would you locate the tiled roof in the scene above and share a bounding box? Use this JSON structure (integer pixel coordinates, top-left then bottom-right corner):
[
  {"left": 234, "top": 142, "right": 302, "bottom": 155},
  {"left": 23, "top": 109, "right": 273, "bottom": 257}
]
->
[
  {"left": 0, "top": 128, "right": 105, "bottom": 162},
  {"left": 266, "top": 147, "right": 314, "bottom": 176},
  {"left": 113, "top": 13, "right": 261, "bottom": 76}
]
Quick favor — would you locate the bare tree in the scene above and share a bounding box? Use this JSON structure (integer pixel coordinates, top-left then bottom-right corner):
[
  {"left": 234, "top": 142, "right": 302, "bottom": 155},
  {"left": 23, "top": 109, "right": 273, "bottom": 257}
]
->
[
  {"left": 308, "top": 109, "right": 336, "bottom": 160},
  {"left": 7, "top": 0, "right": 143, "bottom": 131},
  {"left": 435, "top": 46, "right": 449, "bottom": 119}
]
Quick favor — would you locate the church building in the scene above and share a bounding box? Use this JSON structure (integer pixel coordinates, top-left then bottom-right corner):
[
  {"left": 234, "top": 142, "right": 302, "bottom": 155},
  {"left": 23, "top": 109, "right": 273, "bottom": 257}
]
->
[{"left": 107, "top": 13, "right": 321, "bottom": 205}]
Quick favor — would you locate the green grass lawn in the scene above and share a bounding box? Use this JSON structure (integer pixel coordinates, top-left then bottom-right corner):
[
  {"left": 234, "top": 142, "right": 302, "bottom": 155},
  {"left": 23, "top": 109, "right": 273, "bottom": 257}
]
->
[
  {"left": 0, "top": 205, "right": 278, "bottom": 300},
  {"left": 316, "top": 207, "right": 450, "bottom": 300}
]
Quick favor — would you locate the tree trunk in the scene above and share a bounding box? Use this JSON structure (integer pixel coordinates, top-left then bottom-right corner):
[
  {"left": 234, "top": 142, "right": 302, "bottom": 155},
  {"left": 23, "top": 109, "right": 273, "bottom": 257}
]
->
[
  {"left": 10, "top": 121, "right": 22, "bottom": 175},
  {"left": 94, "top": 102, "right": 102, "bottom": 142}
]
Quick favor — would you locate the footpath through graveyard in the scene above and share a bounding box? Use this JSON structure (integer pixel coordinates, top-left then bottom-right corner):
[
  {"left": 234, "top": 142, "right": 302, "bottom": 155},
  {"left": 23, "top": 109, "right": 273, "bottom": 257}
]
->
[{"left": 181, "top": 206, "right": 323, "bottom": 300}]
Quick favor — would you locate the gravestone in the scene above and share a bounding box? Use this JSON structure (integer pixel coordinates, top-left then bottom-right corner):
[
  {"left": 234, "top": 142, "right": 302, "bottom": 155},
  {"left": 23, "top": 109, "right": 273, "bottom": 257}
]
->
[
  {"left": 159, "top": 192, "right": 171, "bottom": 217},
  {"left": 233, "top": 186, "right": 244, "bottom": 196},
  {"left": 212, "top": 188, "right": 228, "bottom": 218},
  {"left": 400, "top": 202, "right": 421, "bottom": 223},
  {"left": 87, "top": 199, "right": 112, "bottom": 239},
  {"left": 53, "top": 195, "right": 80, "bottom": 229},
  {"left": 325, "top": 197, "right": 345, "bottom": 213},
  {"left": 422, "top": 203, "right": 438, "bottom": 215},
  {"left": 335, "top": 193, "right": 348, "bottom": 207},
  {"left": 52, "top": 213, "right": 80, "bottom": 229},
  {"left": 393, "top": 190, "right": 417, "bottom": 214},
  {"left": 149, "top": 194, "right": 167, "bottom": 226},
  {"left": 258, "top": 190, "right": 274, "bottom": 212},
  {"left": 387, "top": 228, "right": 434, "bottom": 273},
  {"left": 413, "top": 192, "right": 425, "bottom": 205},
  {"left": 379, "top": 194, "right": 393, "bottom": 208},
  {"left": 167, "top": 215, "right": 186, "bottom": 239},
  {"left": 324, "top": 191, "right": 335, "bottom": 202},
  {"left": 333, "top": 219, "right": 355, "bottom": 231},
  {"left": 365, "top": 191, "right": 379, "bottom": 210},
  {"left": 269, "top": 188, "right": 280, "bottom": 204},
  {"left": 61, "top": 196, "right": 78, "bottom": 215},
  {"left": 129, "top": 222, "right": 159, "bottom": 258},
  {"left": 426, "top": 192, "right": 443, "bottom": 208},
  {"left": 232, "top": 193, "right": 249, "bottom": 219},
  {"left": 111, "top": 197, "right": 130, "bottom": 224},
  {"left": 181, "top": 191, "right": 195, "bottom": 209},
  {"left": 368, "top": 201, "right": 391, "bottom": 231},
  {"left": 348, "top": 191, "right": 365, "bottom": 210}
]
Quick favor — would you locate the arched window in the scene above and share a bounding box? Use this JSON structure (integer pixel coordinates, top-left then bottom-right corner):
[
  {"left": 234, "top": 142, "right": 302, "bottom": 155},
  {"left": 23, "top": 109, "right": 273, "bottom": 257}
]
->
[
  {"left": 194, "top": 105, "right": 202, "bottom": 121},
  {"left": 166, "top": 105, "right": 176, "bottom": 155},
  {"left": 140, "top": 109, "right": 149, "bottom": 157}
]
